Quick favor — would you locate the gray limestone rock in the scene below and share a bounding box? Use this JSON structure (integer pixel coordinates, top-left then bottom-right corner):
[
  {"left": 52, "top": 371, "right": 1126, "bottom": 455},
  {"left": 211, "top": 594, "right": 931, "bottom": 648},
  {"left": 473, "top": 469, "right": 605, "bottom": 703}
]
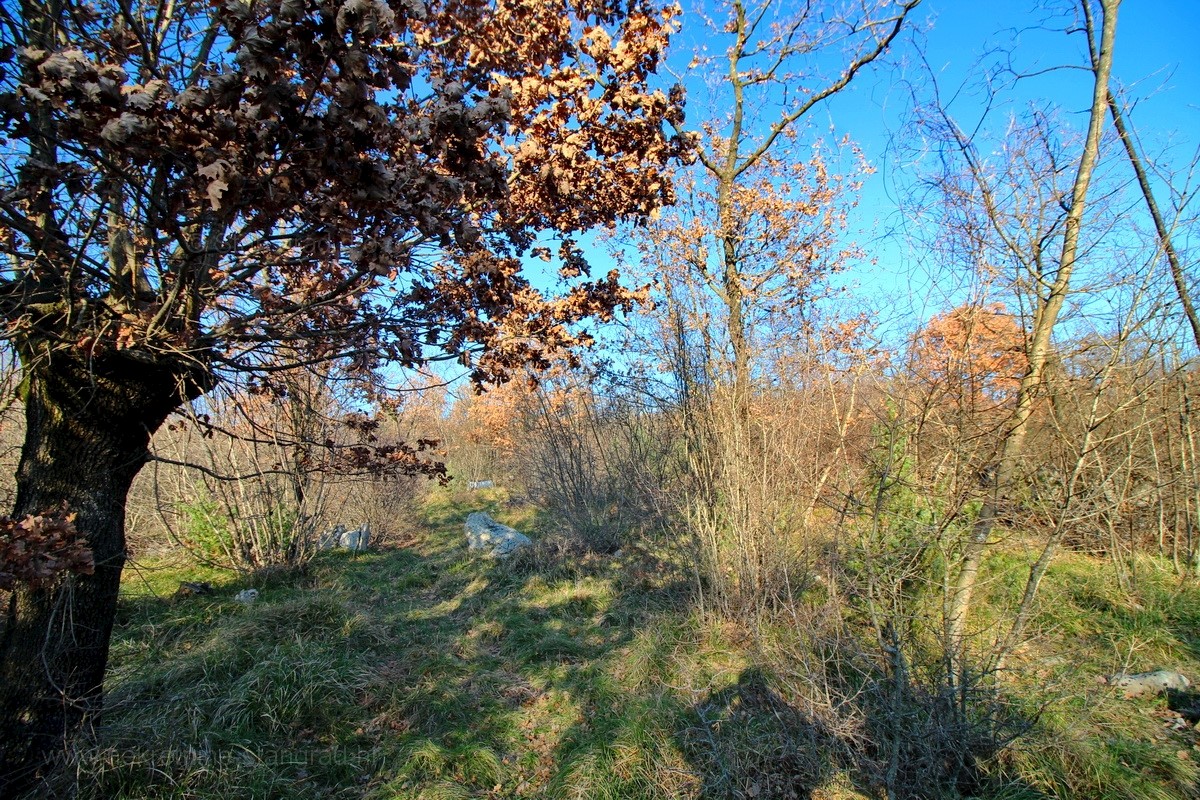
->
[
  {"left": 465, "top": 512, "right": 531, "bottom": 558},
  {"left": 319, "top": 523, "right": 370, "bottom": 551}
]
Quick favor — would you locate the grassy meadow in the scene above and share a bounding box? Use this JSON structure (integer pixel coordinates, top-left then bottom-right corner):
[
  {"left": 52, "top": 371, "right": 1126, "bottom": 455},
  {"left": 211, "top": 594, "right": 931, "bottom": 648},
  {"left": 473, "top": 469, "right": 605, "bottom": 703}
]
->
[{"left": 40, "top": 488, "right": 1200, "bottom": 800}]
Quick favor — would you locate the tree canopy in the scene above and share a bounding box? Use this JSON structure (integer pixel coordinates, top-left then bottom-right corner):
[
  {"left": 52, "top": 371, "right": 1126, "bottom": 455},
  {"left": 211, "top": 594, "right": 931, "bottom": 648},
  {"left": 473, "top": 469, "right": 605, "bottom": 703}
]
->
[{"left": 0, "top": 0, "right": 691, "bottom": 393}]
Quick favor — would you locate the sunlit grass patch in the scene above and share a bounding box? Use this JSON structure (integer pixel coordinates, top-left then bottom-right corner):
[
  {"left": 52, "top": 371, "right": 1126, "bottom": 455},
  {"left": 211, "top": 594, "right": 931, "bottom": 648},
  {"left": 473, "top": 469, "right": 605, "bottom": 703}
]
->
[{"left": 976, "top": 548, "right": 1200, "bottom": 799}]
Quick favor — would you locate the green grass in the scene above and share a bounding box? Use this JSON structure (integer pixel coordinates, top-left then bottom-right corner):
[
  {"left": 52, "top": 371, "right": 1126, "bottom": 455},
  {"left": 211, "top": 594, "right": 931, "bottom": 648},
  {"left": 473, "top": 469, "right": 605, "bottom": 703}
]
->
[
  {"left": 52, "top": 490, "right": 701, "bottom": 799},
  {"left": 39, "top": 491, "right": 1200, "bottom": 799},
  {"left": 977, "top": 548, "right": 1200, "bottom": 799}
]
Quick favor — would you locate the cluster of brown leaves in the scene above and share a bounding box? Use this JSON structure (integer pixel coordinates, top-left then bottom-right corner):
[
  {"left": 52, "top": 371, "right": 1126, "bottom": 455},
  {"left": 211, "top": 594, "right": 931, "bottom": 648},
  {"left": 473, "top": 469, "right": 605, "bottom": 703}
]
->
[
  {"left": 0, "top": 0, "right": 690, "bottom": 390},
  {"left": 328, "top": 433, "right": 449, "bottom": 482},
  {"left": 631, "top": 140, "right": 868, "bottom": 352},
  {"left": 0, "top": 507, "right": 94, "bottom": 593},
  {"left": 191, "top": 366, "right": 450, "bottom": 482},
  {"left": 451, "top": 376, "right": 532, "bottom": 455}
]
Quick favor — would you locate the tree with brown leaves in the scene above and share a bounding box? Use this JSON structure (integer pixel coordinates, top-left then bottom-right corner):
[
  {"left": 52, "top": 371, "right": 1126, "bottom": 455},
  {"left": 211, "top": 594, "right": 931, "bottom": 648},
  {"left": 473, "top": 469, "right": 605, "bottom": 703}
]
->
[
  {"left": 658, "top": 0, "right": 922, "bottom": 404},
  {"left": 613, "top": 0, "right": 920, "bottom": 617},
  {"left": 911, "top": 303, "right": 1027, "bottom": 420},
  {"left": 0, "top": 0, "right": 689, "bottom": 786}
]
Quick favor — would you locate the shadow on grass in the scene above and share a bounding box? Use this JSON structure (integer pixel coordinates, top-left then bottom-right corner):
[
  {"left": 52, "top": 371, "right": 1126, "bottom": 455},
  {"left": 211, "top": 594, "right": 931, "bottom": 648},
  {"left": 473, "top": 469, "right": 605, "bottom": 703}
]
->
[
  {"left": 679, "top": 667, "right": 844, "bottom": 800},
  {"left": 39, "top": 491, "right": 705, "bottom": 799},
  {"left": 682, "top": 666, "right": 1063, "bottom": 800},
  {"left": 351, "top": 536, "right": 700, "bottom": 798}
]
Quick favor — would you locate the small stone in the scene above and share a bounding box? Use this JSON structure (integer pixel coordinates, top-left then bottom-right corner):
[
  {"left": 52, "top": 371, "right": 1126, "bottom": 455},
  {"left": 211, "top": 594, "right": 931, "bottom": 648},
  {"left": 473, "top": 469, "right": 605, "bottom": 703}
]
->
[
  {"left": 233, "top": 588, "right": 259, "bottom": 603},
  {"left": 1108, "top": 670, "right": 1191, "bottom": 698}
]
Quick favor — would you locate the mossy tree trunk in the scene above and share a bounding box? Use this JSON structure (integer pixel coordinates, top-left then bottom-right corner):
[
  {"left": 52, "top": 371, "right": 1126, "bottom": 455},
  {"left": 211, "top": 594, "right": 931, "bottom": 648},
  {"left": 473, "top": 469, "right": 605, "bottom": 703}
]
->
[{"left": 0, "top": 343, "right": 206, "bottom": 793}]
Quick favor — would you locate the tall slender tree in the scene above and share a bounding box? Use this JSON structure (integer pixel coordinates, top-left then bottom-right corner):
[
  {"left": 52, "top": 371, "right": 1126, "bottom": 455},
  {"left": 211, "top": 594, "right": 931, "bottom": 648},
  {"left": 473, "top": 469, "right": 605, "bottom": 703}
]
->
[
  {"left": 907, "top": 0, "right": 1122, "bottom": 668},
  {"left": 663, "top": 0, "right": 921, "bottom": 405}
]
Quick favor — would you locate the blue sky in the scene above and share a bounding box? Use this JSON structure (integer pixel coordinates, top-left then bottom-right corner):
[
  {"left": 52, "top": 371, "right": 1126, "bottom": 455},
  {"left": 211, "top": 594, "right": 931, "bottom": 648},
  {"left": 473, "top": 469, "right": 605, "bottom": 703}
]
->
[
  {"left": 647, "top": 0, "right": 1200, "bottom": 336},
  {"left": 823, "top": 1, "right": 1197, "bottom": 327}
]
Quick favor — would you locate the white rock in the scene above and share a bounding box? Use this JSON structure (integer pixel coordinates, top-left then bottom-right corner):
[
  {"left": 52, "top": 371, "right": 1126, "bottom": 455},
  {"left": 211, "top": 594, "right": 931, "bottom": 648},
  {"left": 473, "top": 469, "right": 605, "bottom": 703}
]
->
[
  {"left": 233, "top": 588, "right": 259, "bottom": 603},
  {"left": 342, "top": 523, "right": 370, "bottom": 552},
  {"left": 1108, "top": 670, "right": 1191, "bottom": 698},
  {"left": 318, "top": 524, "right": 346, "bottom": 550},
  {"left": 318, "top": 523, "right": 370, "bottom": 551},
  {"left": 465, "top": 512, "right": 532, "bottom": 558}
]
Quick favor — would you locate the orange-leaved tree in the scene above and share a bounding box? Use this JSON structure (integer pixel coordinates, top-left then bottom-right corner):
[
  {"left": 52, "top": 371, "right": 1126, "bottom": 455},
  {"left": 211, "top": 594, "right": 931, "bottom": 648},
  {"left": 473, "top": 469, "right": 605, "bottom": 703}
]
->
[
  {"left": 447, "top": 375, "right": 530, "bottom": 482},
  {"left": 0, "top": 0, "right": 690, "bottom": 785},
  {"left": 911, "top": 303, "right": 1027, "bottom": 419},
  {"left": 906, "top": 303, "right": 1028, "bottom": 508}
]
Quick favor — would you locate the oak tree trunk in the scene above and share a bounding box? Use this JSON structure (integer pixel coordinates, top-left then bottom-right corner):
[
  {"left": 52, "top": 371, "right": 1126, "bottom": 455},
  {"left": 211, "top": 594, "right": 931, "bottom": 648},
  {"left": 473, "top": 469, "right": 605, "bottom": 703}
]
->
[{"left": 0, "top": 344, "right": 206, "bottom": 793}]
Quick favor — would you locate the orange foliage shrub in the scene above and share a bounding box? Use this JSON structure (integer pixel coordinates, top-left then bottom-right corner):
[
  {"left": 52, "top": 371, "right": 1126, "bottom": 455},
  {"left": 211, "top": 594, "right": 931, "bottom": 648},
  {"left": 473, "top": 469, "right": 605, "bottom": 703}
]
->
[{"left": 911, "top": 303, "right": 1027, "bottom": 414}]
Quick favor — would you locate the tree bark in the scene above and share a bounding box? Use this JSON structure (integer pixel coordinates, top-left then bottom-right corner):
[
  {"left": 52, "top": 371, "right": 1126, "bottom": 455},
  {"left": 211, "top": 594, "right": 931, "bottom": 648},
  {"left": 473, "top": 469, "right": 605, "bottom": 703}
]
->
[{"left": 0, "top": 343, "right": 206, "bottom": 793}]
